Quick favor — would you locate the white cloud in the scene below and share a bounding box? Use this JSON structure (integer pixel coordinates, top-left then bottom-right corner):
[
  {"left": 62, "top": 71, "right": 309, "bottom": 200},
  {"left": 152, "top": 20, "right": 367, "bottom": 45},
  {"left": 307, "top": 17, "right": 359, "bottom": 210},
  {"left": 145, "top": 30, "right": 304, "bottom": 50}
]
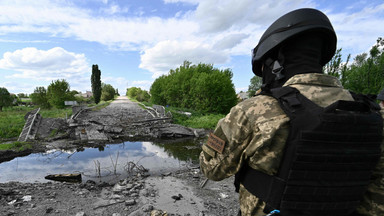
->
[
  {"left": 1, "top": 0, "right": 384, "bottom": 90},
  {"left": 0, "top": 1, "right": 199, "bottom": 51},
  {"left": 0, "top": 81, "right": 37, "bottom": 94},
  {"left": 328, "top": 3, "right": 384, "bottom": 57},
  {"left": 194, "top": 0, "right": 314, "bottom": 33},
  {"left": 0, "top": 47, "right": 90, "bottom": 92},
  {"left": 139, "top": 40, "right": 228, "bottom": 78},
  {"left": 163, "top": 0, "right": 199, "bottom": 4},
  {"left": 213, "top": 33, "right": 249, "bottom": 50},
  {"left": 102, "top": 4, "right": 129, "bottom": 15},
  {"left": 130, "top": 80, "right": 153, "bottom": 91}
]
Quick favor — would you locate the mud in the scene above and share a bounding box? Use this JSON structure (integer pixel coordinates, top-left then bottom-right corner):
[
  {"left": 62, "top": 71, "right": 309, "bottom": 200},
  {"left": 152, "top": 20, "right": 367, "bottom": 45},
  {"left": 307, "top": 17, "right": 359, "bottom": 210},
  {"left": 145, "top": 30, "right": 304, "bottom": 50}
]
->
[
  {"left": 0, "top": 164, "right": 239, "bottom": 216},
  {"left": 0, "top": 97, "right": 240, "bottom": 215}
]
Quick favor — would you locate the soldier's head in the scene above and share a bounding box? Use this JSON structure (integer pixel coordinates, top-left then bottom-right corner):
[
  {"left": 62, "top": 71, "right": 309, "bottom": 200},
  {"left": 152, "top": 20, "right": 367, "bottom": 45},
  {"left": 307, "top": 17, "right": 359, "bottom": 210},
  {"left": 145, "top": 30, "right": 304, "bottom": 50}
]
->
[
  {"left": 252, "top": 8, "right": 337, "bottom": 89},
  {"left": 378, "top": 88, "right": 384, "bottom": 108}
]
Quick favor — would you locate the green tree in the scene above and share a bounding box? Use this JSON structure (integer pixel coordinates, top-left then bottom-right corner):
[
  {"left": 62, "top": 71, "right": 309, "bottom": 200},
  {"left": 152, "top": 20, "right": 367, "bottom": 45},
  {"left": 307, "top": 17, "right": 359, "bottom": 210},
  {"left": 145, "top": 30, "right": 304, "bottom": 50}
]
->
[
  {"left": 101, "top": 83, "right": 116, "bottom": 101},
  {"left": 0, "top": 87, "right": 13, "bottom": 111},
  {"left": 30, "top": 86, "right": 51, "bottom": 109},
  {"left": 248, "top": 76, "right": 262, "bottom": 97},
  {"left": 47, "top": 79, "right": 75, "bottom": 109},
  {"left": 343, "top": 37, "right": 384, "bottom": 94},
  {"left": 150, "top": 61, "right": 238, "bottom": 114},
  {"left": 91, "top": 64, "right": 102, "bottom": 104},
  {"left": 17, "top": 93, "right": 28, "bottom": 98},
  {"left": 126, "top": 87, "right": 150, "bottom": 102},
  {"left": 126, "top": 87, "right": 140, "bottom": 99}
]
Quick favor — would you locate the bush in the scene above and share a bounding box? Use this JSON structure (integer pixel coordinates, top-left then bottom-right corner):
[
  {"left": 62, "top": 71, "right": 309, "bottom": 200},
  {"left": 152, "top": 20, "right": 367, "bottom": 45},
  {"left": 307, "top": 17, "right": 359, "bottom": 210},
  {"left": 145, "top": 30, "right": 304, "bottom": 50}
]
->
[
  {"left": 47, "top": 79, "right": 75, "bottom": 109},
  {"left": 126, "top": 87, "right": 150, "bottom": 102},
  {"left": 0, "top": 87, "right": 13, "bottom": 111},
  {"left": 30, "top": 86, "right": 51, "bottom": 109},
  {"left": 101, "top": 83, "right": 116, "bottom": 101},
  {"left": 150, "top": 61, "right": 238, "bottom": 114}
]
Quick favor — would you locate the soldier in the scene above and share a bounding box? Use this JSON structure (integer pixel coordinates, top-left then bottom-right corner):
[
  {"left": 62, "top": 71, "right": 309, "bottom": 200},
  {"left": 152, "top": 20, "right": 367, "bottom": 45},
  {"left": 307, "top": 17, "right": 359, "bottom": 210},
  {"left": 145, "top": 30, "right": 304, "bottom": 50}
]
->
[
  {"left": 199, "top": 8, "right": 384, "bottom": 216},
  {"left": 378, "top": 88, "right": 384, "bottom": 108}
]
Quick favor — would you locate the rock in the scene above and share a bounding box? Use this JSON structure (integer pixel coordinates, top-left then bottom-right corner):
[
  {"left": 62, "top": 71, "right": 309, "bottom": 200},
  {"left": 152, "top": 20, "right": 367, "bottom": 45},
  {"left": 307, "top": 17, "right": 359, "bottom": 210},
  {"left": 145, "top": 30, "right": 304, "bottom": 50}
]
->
[
  {"left": 125, "top": 199, "right": 136, "bottom": 206},
  {"left": 113, "top": 184, "right": 127, "bottom": 193},
  {"left": 112, "top": 213, "right": 121, "bottom": 216},
  {"left": 141, "top": 204, "right": 154, "bottom": 212},
  {"left": 110, "top": 194, "right": 123, "bottom": 200},
  {"left": 131, "top": 192, "right": 139, "bottom": 197},
  {"left": 151, "top": 210, "right": 167, "bottom": 216},
  {"left": 219, "top": 193, "right": 228, "bottom": 199},
  {"left": 6, "top": 210, "right": 15, "bottom": 216},
  {"left": 75, "top": 212, "right": 86, "bottom": 216},
  {"left": 98, "top": 182, "right": 111, "bottom": 188},
  {"left": 46, "top": 207, "right": 54, "bottom": 214},
  {"left": 171, "top": 194, "right": 183, "bottom": 201},
  {"left": 104, "top": 126, "right": 123, "bottom": 133}
]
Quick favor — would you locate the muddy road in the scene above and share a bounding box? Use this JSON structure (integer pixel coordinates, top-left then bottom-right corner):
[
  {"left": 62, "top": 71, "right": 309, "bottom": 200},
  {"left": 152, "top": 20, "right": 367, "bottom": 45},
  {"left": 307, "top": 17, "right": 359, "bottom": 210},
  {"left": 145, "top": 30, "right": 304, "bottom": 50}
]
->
[{"left": 0, "top": 97, "right": 240, "bottom": 216}]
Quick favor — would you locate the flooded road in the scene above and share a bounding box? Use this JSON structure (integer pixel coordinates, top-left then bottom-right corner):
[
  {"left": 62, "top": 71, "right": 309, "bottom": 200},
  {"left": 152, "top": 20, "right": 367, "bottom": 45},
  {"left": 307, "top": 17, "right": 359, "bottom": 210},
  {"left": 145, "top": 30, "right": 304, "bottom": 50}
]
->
[{"left": 0, "top": 139, "right": 201, "bottom": 183}]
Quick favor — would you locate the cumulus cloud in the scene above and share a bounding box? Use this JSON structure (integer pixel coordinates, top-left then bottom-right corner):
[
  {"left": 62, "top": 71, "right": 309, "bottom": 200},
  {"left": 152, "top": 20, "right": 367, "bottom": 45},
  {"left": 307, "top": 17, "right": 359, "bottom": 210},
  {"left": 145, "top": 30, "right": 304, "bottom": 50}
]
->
[
  {"left": 0, "top": 1, "right": 199, "bottom": 51},
  {"left": 213, "top": 33, "right": 249, "bottom": 50},
  {"left": 194, "top": 0, "right": 313, "bottom": 33},
  {"left": 1, "top": 0, "right": 383, "bottom": 89},
  {"left": 328, "top": 3, "right": 384, "bottom": 57},
  {"left": 139, "top": 40, "right": 228, "bottom": 78},
  {"left": 0, "top": 47, "right": 90, "bottom": 92}
]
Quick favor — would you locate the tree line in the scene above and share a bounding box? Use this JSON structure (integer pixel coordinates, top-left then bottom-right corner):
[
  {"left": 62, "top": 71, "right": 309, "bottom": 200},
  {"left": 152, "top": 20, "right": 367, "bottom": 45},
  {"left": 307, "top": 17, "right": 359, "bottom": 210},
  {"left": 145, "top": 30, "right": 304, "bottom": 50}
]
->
[{"left": 0, "top": 64, "right": 118, "bottom": 111}]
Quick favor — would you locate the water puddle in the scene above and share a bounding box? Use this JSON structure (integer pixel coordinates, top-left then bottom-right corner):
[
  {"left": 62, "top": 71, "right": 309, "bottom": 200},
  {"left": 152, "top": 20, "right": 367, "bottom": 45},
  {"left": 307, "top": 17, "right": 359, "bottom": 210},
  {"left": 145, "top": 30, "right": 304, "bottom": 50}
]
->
[{"left": 0, "top": 139, "right": 202, "bottom": 183}]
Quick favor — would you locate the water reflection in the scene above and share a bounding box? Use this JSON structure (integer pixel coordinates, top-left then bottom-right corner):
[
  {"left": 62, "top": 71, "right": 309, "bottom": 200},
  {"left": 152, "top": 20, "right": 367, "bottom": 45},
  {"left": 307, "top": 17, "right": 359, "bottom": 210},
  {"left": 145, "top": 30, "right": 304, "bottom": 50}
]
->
[{"left": 0, "top": 139, "right": 201, "bottom": 183}]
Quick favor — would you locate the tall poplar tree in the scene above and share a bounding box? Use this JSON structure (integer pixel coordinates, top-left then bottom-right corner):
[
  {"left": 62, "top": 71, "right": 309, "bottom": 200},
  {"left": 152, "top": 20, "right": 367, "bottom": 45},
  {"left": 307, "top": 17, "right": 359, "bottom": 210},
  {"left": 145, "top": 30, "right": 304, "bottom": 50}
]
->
[{"left": 91, "top": 64, "right": 102, "bottom": 104}]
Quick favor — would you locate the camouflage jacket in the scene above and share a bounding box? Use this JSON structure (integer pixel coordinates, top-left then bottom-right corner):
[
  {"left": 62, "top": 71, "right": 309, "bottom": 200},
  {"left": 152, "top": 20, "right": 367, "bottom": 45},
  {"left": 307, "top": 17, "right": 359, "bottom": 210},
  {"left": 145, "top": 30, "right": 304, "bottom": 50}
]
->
[{"left": 199, "top": 73, "right": 384, "bottom": 216}]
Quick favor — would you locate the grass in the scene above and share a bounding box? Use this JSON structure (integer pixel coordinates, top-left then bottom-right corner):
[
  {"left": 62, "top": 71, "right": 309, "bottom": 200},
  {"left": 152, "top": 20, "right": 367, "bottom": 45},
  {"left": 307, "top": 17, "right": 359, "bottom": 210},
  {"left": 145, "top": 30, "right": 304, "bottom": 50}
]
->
[
  {"left": 166, "top": 106, "right": 224, "bottom": 129},
  {"left": 0, "top": 141, "right": 33, "bottom": 151},
  {"left": 0, "top": 105, "right": 72, "bottom": 139},
  {"left": 0, "top": 106, "right": 34, "bottom": 139},
  {"left": 0, "top": 97, "right": 116, "bottom": 139},
  {"left": 87, "top": 100, "right": 112, "bottom": 111},
  {"left": 135, "top": 102, "right": 225, "bottom": 130}
]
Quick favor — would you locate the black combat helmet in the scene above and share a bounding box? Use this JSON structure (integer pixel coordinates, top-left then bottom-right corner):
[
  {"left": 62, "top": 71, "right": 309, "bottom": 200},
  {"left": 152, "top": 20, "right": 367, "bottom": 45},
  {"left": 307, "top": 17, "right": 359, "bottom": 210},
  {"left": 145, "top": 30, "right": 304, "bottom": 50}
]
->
[{"left": 252, "top": 8, "right": 337, "bottom": 77}]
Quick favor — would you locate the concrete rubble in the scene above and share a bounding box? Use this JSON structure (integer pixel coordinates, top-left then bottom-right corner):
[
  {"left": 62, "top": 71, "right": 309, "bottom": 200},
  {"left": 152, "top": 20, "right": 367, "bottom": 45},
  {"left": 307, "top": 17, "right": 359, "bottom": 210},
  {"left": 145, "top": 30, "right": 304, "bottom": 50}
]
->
[{"left": 28, "top": 97, "right": 207, "bottom": 143}]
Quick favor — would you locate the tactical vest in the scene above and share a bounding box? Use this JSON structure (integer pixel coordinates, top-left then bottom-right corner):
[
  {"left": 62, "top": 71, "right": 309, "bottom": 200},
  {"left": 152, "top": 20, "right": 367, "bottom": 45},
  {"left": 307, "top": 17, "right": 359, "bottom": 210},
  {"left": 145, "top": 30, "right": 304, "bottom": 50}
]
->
[{"left": 236, "top": 87, "right": 383, "bottom": 216}]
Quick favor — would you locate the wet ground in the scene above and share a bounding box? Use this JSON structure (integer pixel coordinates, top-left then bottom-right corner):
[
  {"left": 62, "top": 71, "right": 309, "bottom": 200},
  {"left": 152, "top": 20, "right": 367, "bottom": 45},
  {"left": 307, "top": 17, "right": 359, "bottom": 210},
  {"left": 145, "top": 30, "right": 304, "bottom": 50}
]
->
[{"left": 0, "top": 96, "right": 240, "bottom": 215}]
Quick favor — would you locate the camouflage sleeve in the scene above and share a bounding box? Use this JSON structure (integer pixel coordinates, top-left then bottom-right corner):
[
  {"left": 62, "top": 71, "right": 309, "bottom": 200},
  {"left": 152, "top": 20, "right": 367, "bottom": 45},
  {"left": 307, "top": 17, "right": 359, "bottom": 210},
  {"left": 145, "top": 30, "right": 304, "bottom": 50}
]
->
[
  {"left": 199, "top": 104, "right": 253, "bottom": 181},
  {"left": 356, "top": 110, "right": 384, "bottom": 215}
]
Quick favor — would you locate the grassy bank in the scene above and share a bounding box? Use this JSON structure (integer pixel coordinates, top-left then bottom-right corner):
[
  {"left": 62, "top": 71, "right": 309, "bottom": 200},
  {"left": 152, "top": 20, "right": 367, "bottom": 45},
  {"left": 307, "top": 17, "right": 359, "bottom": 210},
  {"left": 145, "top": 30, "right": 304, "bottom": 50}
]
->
[
  {"left": 0, "top": 106, "right": 72, "bottom": 139},
  {"left": 0, "top": 141, "right": 33, "bottom": 151},
  {"left": 0, "top": 98, "right": 115, "bottom": 140},
  {"left": 139, "top": 101, "right": 224, "bottom": 130}
]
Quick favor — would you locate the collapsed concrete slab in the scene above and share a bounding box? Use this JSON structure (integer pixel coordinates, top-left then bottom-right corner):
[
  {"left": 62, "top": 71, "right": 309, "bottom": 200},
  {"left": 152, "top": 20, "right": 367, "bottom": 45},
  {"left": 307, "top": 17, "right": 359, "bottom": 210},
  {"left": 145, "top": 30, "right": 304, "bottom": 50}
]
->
[{"left": 20, "top": 97, "right": 209, "bottom": 143}]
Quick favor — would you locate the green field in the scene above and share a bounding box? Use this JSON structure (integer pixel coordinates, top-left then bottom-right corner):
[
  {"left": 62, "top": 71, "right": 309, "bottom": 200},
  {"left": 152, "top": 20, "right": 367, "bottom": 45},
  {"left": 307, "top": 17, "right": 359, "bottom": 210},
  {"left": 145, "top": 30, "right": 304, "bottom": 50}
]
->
[
  {"left": 0, "top": 106, "right": 72, "bottom": 139},
  {"left": 0, "top": 141, "right": 32, "bottom": 151}
]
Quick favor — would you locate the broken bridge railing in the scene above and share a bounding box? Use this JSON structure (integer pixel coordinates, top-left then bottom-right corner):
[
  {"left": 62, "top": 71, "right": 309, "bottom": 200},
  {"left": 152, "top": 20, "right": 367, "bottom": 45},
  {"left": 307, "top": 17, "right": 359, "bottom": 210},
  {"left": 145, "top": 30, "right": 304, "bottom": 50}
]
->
[{"left": 18, "top": 108, "right": 41, "bottom": 142}]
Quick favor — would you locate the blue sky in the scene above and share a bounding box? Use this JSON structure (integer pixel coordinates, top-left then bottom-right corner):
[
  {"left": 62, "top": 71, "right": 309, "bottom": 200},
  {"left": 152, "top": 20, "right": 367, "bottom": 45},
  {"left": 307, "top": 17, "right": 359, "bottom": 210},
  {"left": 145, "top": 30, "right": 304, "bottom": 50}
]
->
[{"left": 0, "top": 0, "right": 383, "bottom": 95}]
